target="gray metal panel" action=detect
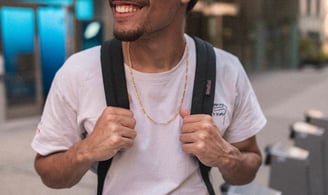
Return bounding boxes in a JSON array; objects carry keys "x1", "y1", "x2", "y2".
[
  {"x1": 306, "y1": 114, "x2": 328, "y2": 195},
  {"x1": 267, "y1": 143, "x2": 310, "y2": 195},
  {"x1": 224, "y1": 183, "x2": 281, "y2": 195},
  {"x1": 291, "y1": 122, "x2": 325, "y2": 195}
]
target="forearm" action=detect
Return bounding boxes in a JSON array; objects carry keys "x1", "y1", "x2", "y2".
[
  {"x1": 34, "y1": 140, "x2": 94, "y2": 189},
  {"x1": 218, "y1": 149, "x2": 262, "y2": 185}
]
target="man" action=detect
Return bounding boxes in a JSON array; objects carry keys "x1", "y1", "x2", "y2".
[{"x1": 32, "y1": 0, "x2": 266, "y2": 194}]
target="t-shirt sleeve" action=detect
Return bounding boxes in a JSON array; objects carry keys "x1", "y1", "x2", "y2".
[
  {"x1": 223, "y1": 61, "x2": 266, "y2": 144},
  {"x1": 31, "y1": 68, "x2": 82, "y2": 156}
]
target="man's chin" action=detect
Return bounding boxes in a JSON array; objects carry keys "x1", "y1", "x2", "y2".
[{"x1": 113, "y1": 30, "x2": 143, "y2": 42}]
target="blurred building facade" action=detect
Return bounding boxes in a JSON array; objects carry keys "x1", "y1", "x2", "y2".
[
  {"x1": 0, "y1": 0, "x2": 109, "y2": 121},
  {"x1": 187, "y1": 0, "x2": 327, "y2": 71},
  {"x1": 0, "y1": 0, "x2": 327, "y2": 120}
]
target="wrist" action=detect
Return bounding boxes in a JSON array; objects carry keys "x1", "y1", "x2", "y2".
[
  {"x1": 74, "y1": 140, "x2": 95, "y2": 165},
  {"x1": 216, "y1": 147, "x2": 242, "y2": 170}
]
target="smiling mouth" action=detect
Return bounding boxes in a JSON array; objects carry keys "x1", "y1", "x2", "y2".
[{"x1": 111, "y1": 1, "x2": 144, "y2": 14}]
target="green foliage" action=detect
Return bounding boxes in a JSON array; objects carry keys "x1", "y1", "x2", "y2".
[{"x1": 299, "y1": 37, "x2": 328, "y2": 62}]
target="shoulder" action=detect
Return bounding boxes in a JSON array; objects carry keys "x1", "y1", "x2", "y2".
[
  {"x1": 50, "y1": 46, "x2": 102, "y2": 101},
  {"x1": 54, "y1": 46, "x2": 101, "y2": 84},
  {"x1": 214, "y1": 48, "x2": 242, "y2": 73},
  {"x1": 61, "y1": 46, "x2": 101, "y2": 76},
  {"x1": 211, "y1": 47, "x2": 247, "y2": 87}
]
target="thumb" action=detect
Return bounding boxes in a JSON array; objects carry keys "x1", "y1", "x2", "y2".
[
  {"x1": 128, "y1": 94, "x2": 132, "y2": 103},
  {"x1": 180, "y1": 109, "x2": 191, "y2": 118}
]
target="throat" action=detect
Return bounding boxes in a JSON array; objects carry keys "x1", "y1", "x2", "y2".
[{"x1": 125, "y1": 43, "x2": 187, "y2": 73}]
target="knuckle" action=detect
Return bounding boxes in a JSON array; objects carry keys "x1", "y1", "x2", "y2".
[
  {"x1": 196, "y1": 142, "x2": 206, "y2": 152},
  {"x1": 110, "y1": 135, "x2": 122, "y2": 146},
  {"x1": 198, "y1": 132, "x2": 209, "y2": 141},
  {"x1": 108, "y1": 122, "x2": 120, "y2": 132},
  {"x1": 106, "y1": 113, "x2": 118, "y2": 122},
  {"x1": 203, "y1": 115, "x2": 213, "y2": 121},
  {"x1": 200, "y1": 122, "x2": 212, "y2": 131},
  {"x1": 103, "y1": 106, "x2": 115, "y2": 115}
]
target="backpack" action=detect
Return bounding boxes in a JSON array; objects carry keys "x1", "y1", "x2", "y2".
[{"x1": 98, "y1": 37, "x2": 216, "y2": 195}]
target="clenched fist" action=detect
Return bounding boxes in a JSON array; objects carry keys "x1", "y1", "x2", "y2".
[
  {"x1": 83, "y1": 106, "x2": 137, "y2": 162},
  {"x1": 180, "y1": 110, "x2": 241, "y2": 168}
]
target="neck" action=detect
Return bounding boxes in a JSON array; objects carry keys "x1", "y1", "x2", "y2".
[{"x1": 123, "y1": 34, "x2": 186, "y2": 73}]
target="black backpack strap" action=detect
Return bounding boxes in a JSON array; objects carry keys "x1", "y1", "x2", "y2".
[
  {"x1": 97, "y1": 38, "x2": 129, "y2": 195},
  {"x1": 191, "y1": 37, "x2": 217, "y2": 195}
]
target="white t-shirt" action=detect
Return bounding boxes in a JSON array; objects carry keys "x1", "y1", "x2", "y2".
[{"x1": 32, "y1": 35, "x2": 266, "y2": 195}]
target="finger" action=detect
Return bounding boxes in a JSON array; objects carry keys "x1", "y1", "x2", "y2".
[
  {"x1": 181, "y1": 142, "x2": 198, "y2": 155},
  {"x1": 181, "y1": 120, "x2": 206, "y2": 133},
  {"x1": 118, "y1": 115, "x2": 136, "y2": 129},
  {"x1": 180, "y1": 132, "x2": 198, "y2": 144},
  {"x1": 120, "y1": 127, "x2": 137, "y2": 139},
  {"x1": 181, "y1": 129, "x2": 212, "y2": 143},
  {"x1": 183, "y1": 114, "x2": 212, "y2": 124},
  {"x1": 180, "y1": 109, "x2": 190, "y2": 118},
  {"x1": 104, "y1": 106, "x2": 134, "y2": 117},
  {"x1": 128, "y1": 94, "x2": 132, "y2": 103},
  {"x1": 120, "y1": 137, "x2": 135, "y2": 149},
  {"x1": 100, "y1": 108, "x2": 136, "y2": 129}
]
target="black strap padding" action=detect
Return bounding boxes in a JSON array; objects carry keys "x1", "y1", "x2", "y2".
[
  {"x1": 97, "y1": 38, "x2": 128, "y2": 195},
  {"x1": 191, "y1": 37, "x2": 217, "y2": 195},
  {"x1": 101, "y1": 38, "x2": 129, "y2": 109}
]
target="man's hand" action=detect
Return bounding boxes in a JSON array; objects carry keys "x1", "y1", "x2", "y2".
[
  {"x1": 179, "y1": 110, "x2": 262, "y2": 185},
  {"x1": 34, "y1": 106, "x2": 137, "y2": 189},
  {"x1": 81, "y1": 106, "x2": 137, "y2": 162},
  {"x1": 180, "y1": 110, "x2": 240, "y2": 168}
]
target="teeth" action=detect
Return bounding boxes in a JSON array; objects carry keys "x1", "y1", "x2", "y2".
[{"x1": 115, "y1": 5, "x2": 138, "y2": 13}]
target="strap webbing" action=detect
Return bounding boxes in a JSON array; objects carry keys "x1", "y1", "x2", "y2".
[
  {"x1": 192, "y1": 37, "x2": 217, "y2": 195},
  {"x1": 97, "y1": 39, "x2": 129, "y2": 195},
  {"x1": 98, "y1": 37, "x2": 216, "y2": 195}
]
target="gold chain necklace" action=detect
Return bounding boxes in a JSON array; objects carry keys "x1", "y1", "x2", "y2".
[{"x1": 126, "y1": 42, "x2": 189, "y2": 125}]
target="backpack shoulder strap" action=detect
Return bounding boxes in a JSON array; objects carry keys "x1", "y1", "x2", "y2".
[
  {"x1": 97, "y1": 38, "x2": 128, "y2": 195},
  {"x1": 192, "y1": 37, "x2": 217, "y2": 195},
  {"x1": 100, "y1": 38, "x2": 129, "y2": 109},
  {"x1": 191, "y1": 37, "x2": 216, "y2": 115}
]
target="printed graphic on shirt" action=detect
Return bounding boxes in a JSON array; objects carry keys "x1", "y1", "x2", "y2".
[{"x1": 212, "y1": 103, "x2": 228, "y2": 125}]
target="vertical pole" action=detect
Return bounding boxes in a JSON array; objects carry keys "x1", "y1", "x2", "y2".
[
  {"x1": 0, "y1": 55, "x2": 5, "y2": 123},
  {"x1": 71, "y1": 0, "x2": 79, "y2": 55},
  {"x1": 290, "y1": 20, "x2": 299, "y2": 69},
  {"x1": 33, "y1": 6, "x2": 43, "y2": 111},
  {"x1": 254, "y1": 21, "x2": 265, "y2": 71},
  {"x1": 0, "y1": 7, "x2": 6, "y2": 122},
  {"x1": 64, "y1": 0, "x2": 78, "y2": 58}
]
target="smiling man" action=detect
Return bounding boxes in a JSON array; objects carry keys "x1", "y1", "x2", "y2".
[{"x1": 32, "y1": 0, "x2": 266, "y2": 194}]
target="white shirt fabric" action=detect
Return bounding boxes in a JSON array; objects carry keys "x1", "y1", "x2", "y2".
[{"x1": 32, "y1": 35, "x2": 266, "y2": 195}]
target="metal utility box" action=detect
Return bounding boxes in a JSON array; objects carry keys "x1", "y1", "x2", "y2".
[
  {"x1": 290, "y1": 121, "x2": 325, "y2": 195},
  {"x1": 221, "y1": 182, "x2": 281, "y2": 195},
  {"x1": 265, "y1": 142, "x2": 310, "y2": 195},
  {"x1": 305, "y1": 109, "x2": 328, "y2": 130},
  {"x1": 304, "y1": 109, "x2": 328, "y2": 195}
]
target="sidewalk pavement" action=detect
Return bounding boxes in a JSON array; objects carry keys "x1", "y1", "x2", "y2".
[{"x1": 1, "y1": 67, "x2": 328, "y2": 195}]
